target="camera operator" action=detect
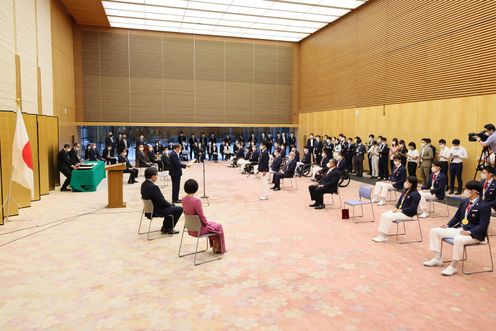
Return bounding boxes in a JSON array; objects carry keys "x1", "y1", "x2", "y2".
[{"x1": 475, "y1": 124, "x2": 496, "y2": 151}]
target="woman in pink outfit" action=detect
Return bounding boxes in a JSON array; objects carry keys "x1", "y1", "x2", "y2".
[{"x1": 181, "y1": 179, "x2": 226, "y2": 254}]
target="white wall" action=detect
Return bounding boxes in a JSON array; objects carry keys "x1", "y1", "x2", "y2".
[{"x1": 0, "y1": 0, "x2": 53, "y2": 115}]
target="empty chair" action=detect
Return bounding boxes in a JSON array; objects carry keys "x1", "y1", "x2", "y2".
[{"x1": 344, "y1": 185, "x2": 375, "y2": 223}]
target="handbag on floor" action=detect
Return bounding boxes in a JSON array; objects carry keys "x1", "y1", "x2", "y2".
[{"x1": 342, "y1": 208, "x2": 350, "y2": 219}]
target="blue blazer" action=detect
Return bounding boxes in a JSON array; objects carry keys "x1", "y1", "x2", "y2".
[
  {"x1": 258, "y1": 149, "x2": 270, "y2": 172},
  {"x1": 283, "y1": 159, "x2": 297, "y2": 177},
  {"x1": 422, "y1": 172, "x2": 447, "y2": 200},
  {"x1": 389, "y1": 165, "x2": 406, "y2": 189},
  {"x1": 169, "y1": 151, "x2": 186, "y2": 177},
  {"x1": 448, "y1": 198, "x2": 490, "y2": 242},
  {"x1": 395, "y1": 190, "x2": 421, "y2": 217},
  {"x1": 481, "y1": 179, "x2": 496, "y2": 211}
]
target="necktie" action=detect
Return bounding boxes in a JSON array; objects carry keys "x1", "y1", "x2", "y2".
[
  {"x1": 465, "y1": 201, "x2": 473, "y2": 218},
  {"x1": 484, "y1": 181, "x2": 489, "y2": 191}
]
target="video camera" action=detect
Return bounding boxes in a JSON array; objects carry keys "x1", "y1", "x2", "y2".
[{"x1": 468, "y1": 131, "x2": 488, "y2": 142}]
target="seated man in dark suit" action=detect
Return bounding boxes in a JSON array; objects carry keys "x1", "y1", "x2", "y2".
[
  {"x1": 308, "y1": 158, "x2": 341, "y2": 209},
  {"x1": 424, "y1": 181, "x2": 491, "y2": 276},
  {"x1": 136, "y1": 145, "x2": 152, "y2": 168},
  {"x1": 272, "y1": 152, "x2": 297, "y2": 191},
  {"x1": 146, "y1": 145, "x2": 163, "y2": 171},
  {"x1": 270, "y1": 148, "x2": 283, "y2": 174},
  {"x1": 160, "y1": 147, "x2": 170, "y2": 171},
  {"x1": 118, "y1": 149, "x2": 138, "y2": 184},
  {"x1": 336, "y1": 151, "x2": 347, "y2": 172},
  {"x1": 480, "y1": 166, "x2": 496, "y2": 212},
  {"x1": 418, "y1": 160, "x2": 447, "y2": 218},
  {"x1": 102, "y1": 144, "x2": 117, "y2": 165},
  {"x1": 88, "y1": 143, "x2": 102, "y2": 161},
  {"x1": 141, "y1": 167, "x2": 182, "y2": 234}
]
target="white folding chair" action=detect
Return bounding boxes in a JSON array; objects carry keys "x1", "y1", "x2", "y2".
[
  {"x1": 158, "y1": 171, "x2": 170, "y2": 188},
  {"x1": 281, "y1": 176, "x2": 298, "y2": 190},
  {"x1": 178, "y1": 215, "x2": 223, "y2": 266},
  {"x1": 324, "y1": 189, "x2": 342, "y2": 209},
  {"x1": 344, "y1": 185, "x2": 375, "y2": 223},
  {"x1": 138, "y1": 199, "x2": 174, "y2": 241},
  {"x1": 440, "y1": 236, "x2": 494, "y2": 275}
]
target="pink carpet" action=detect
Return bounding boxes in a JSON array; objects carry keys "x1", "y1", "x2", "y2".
[{"x1": 0, "y1": 162, "x2": 494, "y2": 330}]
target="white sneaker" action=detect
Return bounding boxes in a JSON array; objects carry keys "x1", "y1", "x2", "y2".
[
  {"x1": 441, "y1": 265, "x2": 457, "y2": 276},
  {"x1": 259, "y1": 196, "x2": 269, "y2": 200},
  {"x1": 377, "y1": 200, "x2": 386, "y2": 206},
  {"x1": 423, "y1": 258, "x2": 443, "y2": 267},
  {"x1": 372, "y1": 234, "x2": 387, "y2": 243},
  {"x1": 419, "y1": 212, "x2": 429, "y2": 218}
]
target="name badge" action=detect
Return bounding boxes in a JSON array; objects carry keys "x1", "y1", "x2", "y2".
[{"x1": 461, "y1": 218, "x2": 469, "y2": 225}]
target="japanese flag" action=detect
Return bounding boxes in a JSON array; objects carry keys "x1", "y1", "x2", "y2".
[{"x1": 11, "y1": 106, "x2": 34, "y2": 198}]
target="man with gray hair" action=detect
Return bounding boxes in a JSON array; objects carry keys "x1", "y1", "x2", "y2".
[{"x1": 308, "y1": 158, "x2": 341, "y2": 209}]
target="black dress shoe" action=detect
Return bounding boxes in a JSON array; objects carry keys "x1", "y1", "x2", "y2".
[
  {"x1": 309, "y1": 203, "x2": 319, "y2": 207},
  {"x1": 314, "y1": 204, "x2": 325, "y2": 209},
  {"x1": 273, "y1": 187, "x2": 281, "y2": 191},
  {"x1": 173, "y1": 200, "x2": 182, "y2": 203},
  {"x1": 448, "y1": 191, "x2": 454, "y2": 194},
  {"x1": 167, "y1": 229, "x2": 179, "y2": 235},
  {"x1": 61, "y1": 188, "x2": 71, "y2": 192}
]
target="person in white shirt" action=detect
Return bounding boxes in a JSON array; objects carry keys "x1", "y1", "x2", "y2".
[
  {"x1": 448, "y1": 139, "x2": 468, "y2": 195},
  {"x1": 406, "y1": 142, "x2": 419, "y2": 177},
  {"x1": 437, "y1": 139, "x2": 450, "y2": 184}
]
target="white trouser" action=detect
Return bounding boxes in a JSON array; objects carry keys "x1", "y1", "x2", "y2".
[
  {"x1": 261, "y1": 173, "x2": 269, "y2": 197},
  {"x1": 311, "y1": 166, "x2": 322, "y2": 179},
  {"x1": 371, "y1": 156, "x2": 379, "y2": 177},
  {"x1": 373, "y1": 182, "x2": 394, "y2": 200},
  {"x1": 378, "y1": 210, "x2": 413, "y2": 234},
  {"x1": 237, "y1": 159, "x2": 249, "y2": 171},
  {"x1": 429, "y1": 227, "x2": 480, "y2": 261},
  {"x1": 419, "y1": 191, "x2": 436, "y2": 213}
]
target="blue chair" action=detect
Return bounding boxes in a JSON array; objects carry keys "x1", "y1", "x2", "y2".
[
  {"x1": 391, "y1": 215, "x2": 422, "y2": 244},
  {"x1": 425, "y1": 195, "x2": 450, "y2": 217},
  {"x1": 440, "y1": 236, "x2": 494, "y2": 275},
  {"x1": 343, "y1": 185, "x2": 375, "y2": 223}
]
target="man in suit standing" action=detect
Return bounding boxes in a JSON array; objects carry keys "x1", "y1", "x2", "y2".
[
  {"x1": 188, "y1": 133, "x2": 197, "y2": 160},
  {"x1": 353, "y1": 137, "x2": 367, "y2": 177},
  {"x1": 308, "y1": 159, "x2": 341, "y2": 209},
  {"x1": 68, "y1": 143, "x2": 81, "y2": 166},
  {"x1": 378, "y1": 137, "x2": 389, "y2": 180},
  {"x1": 271, "y1": 152, "x2": 297, "y2": 191},
  {"x1": 103, "y1": 144, "x2": 117, "y2": 165},
  {"x1": 104, "y1": 131, "x2": 114, "y2": 148},
  {"x1": 118, "y1": 149, "x2": 138, "y2": 184},
  {"x1": 258, "y1": 142, "x2": 270, "y2": 200},
  {"x1": 419, "y1": 138, "x2": 434, "y2": 186},
  {"x1": 423, "y1": 181, "x2": 491, "y2": 276},
  {"x1": 169, "y1": 144, "x2": 192, "y2": 203},
  {"x1": 58, "y1": 144, "x2": 77, "y2": 191},
  {"x1": 141, "y1": 167, "x2": 182, "y2": 234},
  {"x1": 289, "y1": 132, "x2": 296, "y2": 149}
]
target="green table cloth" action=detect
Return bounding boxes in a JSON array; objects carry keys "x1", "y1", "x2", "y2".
[{"x1": 70, "y1": 161, "x2": 106, "y2": 192}]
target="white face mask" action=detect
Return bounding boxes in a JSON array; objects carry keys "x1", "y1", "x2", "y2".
[
  {"x1": 394, "y1": 162, "x2": 400, "y2": 167},
  {"x1": 403, "y1": 182, "x2": 411, "y2": 189},
  {"x1": 481, "y1": 173, "x2": 488, "y2": 180},
  {"x1": 421, "y1": 143, "x2": 426, "y2": 147},
  {"x1": 431, "y1": 167, "x2": 439, "y2": 173},
  {"x1": 463, "y1": 189, "x2": 471, "y2": 198},
  {"x1": 439, "y1": 144, "x2": 445, "y2": 148}
]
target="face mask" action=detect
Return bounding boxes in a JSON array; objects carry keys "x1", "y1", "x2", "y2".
[
  {"x1": 463, "y1": 189, "x2": 471, "y2": 198},
  {"x1": 394, "y1": 162, "x2": 400, "y2": 167},
  {"x1": 354, "y1": 140, "x2": 358, "y2": 144},
  {"x1": 439, "y1": 144, "x2": 445, "y2": 148},
  {"x1": 403, "y1": 182, "x2": 411, "y2": 189},
  {"x1": 481, "y1": 173, "x2": 488, "y2": 180},
  {"x1": 431, "y1": 167, "x2": 438, "y2": 173},
  {"x1": 421, "y1": 143, "x2": 426, "y2": 147}
]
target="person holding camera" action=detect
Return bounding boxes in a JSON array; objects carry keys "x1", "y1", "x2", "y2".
[{"x1": 474, "y1": 124, "x2": 496, "y2": 151}]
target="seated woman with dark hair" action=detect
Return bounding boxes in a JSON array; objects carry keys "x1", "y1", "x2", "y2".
[
  {"x1": 372, "y1": 176, "x2": 421, "y2": 243},
  {"x1": 181, "y1": 179, "x2": 226, "y2": 254}
]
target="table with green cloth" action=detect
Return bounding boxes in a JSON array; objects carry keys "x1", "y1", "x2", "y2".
[{"x1": 70, "y1": 161, "x2": 106, "y2": 192}]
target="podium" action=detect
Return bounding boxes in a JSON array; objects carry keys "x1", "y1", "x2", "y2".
[{"x1": 105, "y1": 163, "x2": 126, "y2": 208}]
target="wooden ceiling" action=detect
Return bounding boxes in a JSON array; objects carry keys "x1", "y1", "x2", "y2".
[{"x1": 60, "y1": 0, "x2": 109, "y2": 27}]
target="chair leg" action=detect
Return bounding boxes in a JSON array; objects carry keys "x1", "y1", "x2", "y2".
[
  {"x1": 178, "y1": 227, "x2": 186, "y2": 257},
  {"x1": 461, "y1": 239, "x2": 494, "y2": 275},
  {"x1": 138, "y1": 211, "x2": 144, "y2": 234}
]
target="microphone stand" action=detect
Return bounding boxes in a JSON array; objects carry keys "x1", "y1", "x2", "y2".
[{"x1": 199, "y1": 152, "x2": 210, "y2": 206}]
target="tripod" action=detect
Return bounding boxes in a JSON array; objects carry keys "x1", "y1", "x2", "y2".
[{"x1": 473, "y1": 146, "x2": 490, "y2": 180}]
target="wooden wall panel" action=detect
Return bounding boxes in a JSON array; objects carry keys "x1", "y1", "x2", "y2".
[
  {"x1": 300, "y1": 1, "x2": 496, "y2": 113},
  {"x1": 75, "y1": 26, "x2": 296, "y2": 125},
  {"x1": 299, "y1": 94, "x2": 496, "y2": 189},
  {"x1": 37, "y1": 115, "x2": 59, "y2": 192}
]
